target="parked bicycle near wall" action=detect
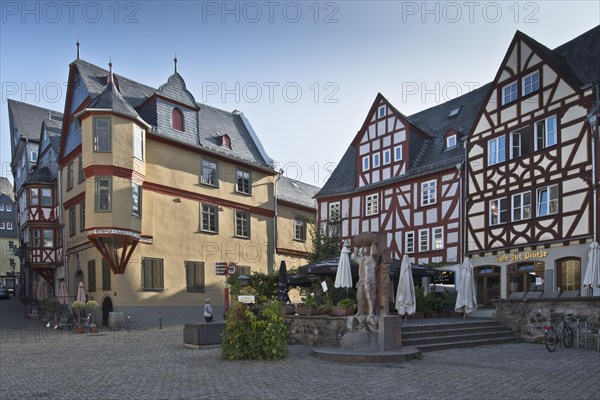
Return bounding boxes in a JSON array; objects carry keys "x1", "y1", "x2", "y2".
[{"x1": 544, "y1": 314, "x2": 574, "y2": 352}]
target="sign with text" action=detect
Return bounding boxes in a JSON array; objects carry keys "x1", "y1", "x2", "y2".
[
  {"x1": 496, "y1": 251, "x2": 548, "y2": 263},
  {"x1": 238, "y1": 295, "x2": 255, "y2": 304}
]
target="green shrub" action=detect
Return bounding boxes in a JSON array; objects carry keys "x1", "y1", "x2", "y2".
[{"x1": 221, "y1": 301, "x2": 287, "y2": 360}]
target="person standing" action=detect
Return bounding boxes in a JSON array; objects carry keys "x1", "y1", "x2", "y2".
[{"x1": 203, "y1": 298, "x2": 213, "y2": 323}]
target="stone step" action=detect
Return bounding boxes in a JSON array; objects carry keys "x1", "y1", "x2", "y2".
[
  {"x1": 403, "y1": 325, "x2": 513, "y2": 340},
  {"x1": 402, "y1": 320, "x2": 500, "y2": 333},
  {"x1": 402, "y1": 329, "x2": 515, "y2": 347},
  {"x1": 412, "y1": 336, "x2": 517, "y2": 352}
]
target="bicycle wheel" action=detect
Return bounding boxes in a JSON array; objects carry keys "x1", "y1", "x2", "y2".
[
  {"x1": 545, "y1": 327, "x2": 558, "y2": 352},
  {"x1": 562, "y1": 324, "x2": 574, "y2": 348}
]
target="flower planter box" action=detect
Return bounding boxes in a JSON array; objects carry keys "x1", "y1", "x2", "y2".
[
  {"x1": 329, "y1": 306, "x2": 353, "y2": 316},
  {"x1": 295, "y1": 305, "x2": 318, "y2": 316}
]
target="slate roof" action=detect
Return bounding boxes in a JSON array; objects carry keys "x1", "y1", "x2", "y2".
[
  {"x1": 278, "y1": 177, "x2": 320, "y2": 210},
  {"x1": 86, "y1": 80, "x2": 142, "y2": 121},
  {"x1": 315, "y1": 26, "x2": 599, "y2": 198},
  {"x1": 72, "y1": 59, "x2": 272, "y2": 168},
  {"x1": 43, "y1": 119, "x2": 63, "y2": 154},
  {"x1": 7, "y1": 99, "x2": 63, "y2": 142},
  {"x1": 0, "y1": 177, "x2": 14, "y2": 200}
]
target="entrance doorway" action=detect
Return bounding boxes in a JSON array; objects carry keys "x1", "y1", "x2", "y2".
[
  {"x1": 101, "y1": 297, "x2": 113, "y2": 326},
  {"x1": 475, "y1": 266, "x2": 500, "y2": 308}
]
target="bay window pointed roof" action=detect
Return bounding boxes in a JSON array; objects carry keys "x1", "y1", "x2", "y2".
[
  {"x1": 86, "y1": 80, "x2": 142, "y2": 120},
  {"x1": 157, "y1": 72, "x2": 198, "y2": 109}
]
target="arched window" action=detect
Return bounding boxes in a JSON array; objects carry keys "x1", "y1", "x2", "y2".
[
  {"x1": 172, "y1": 108, "x2": 184, "y2": 131},
  {"x1": 556, "y1": 258, "x2": 581, "y2": 291}
]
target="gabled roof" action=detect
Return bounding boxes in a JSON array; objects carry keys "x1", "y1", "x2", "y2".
[
  {"x1": 42, "y1": 119, "x2": 63, "y2": 154},
  {"x1": 69, "y1": 59, "x2": 273, "y2": 169},
  {"x1": 315, "y1": 84, "x2": 490, "y2": 198},
  {"x1": 315, "y1": 26, "x2": 599, "y2": 199},
  {"x1": 7, "y1": 99, "x2": 63, "y2": 143},
  {"x1": 0, "y1": 177, "x2": 14, "y2": 200},
  {"x1": 278, "y1": 177, "x2": 320, "y2": 210}
]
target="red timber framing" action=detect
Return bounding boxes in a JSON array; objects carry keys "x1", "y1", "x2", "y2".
[
  {"x1": 466, "y1": 31, "x2": 597, "y2": 255},
  {"x1": 86, "y1": 228, "x2": 140, "y2": 275}
]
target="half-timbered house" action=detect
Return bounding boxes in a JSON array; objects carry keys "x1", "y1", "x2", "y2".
[
  {"x1": 466, "y1": 26, "x2": 600, "y2": 305},
  {"x1": 315, "y1": 88, "x2": 489, "y2": 266}
]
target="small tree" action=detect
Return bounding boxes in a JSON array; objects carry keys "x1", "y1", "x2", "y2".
[{"x1": 307, "y1": 218, "x2": 341, "y2": 262}]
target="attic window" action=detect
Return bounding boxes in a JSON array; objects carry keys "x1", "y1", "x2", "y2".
[
  {"x1": 221, "y1": 134, "x2": 231, "y2": 149},
  {"x1": 448, "y1": 107, "x2": 460, "y2": 117},
  {"x1": 378, "y1": 105, "x2": 386, "y2": 118},
  {"x1": 446, "y1": 135, "x2": 457, "y2": 148},
  {"x1": 172, "y1": 108, "x2": 184, "y2": 131}
]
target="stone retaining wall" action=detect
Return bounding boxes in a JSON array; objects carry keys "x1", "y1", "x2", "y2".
[
  {"x1": 495, "y1": 297, "x2": 600, "y2": 349},
  {"x1": 285, "y1": 315, "x2": 348, "y2": 347}
]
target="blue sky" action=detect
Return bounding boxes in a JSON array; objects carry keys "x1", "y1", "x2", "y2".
[{"x1": 1, "y1": 1, "x2": 599, "y2": 187}]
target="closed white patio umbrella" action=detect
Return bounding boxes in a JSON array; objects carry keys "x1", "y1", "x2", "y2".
[
  {"x1": 583, "y1": 241, "x2": 600, "y2": 296},
  {"x1": 455, "y1": 257, "x2": 477, "y2": 317},
  {"x1": 395, "y1": 254, "x2": 416, "y2": 317},
  {"x1": 334, "y1": 246, "x2": 353, "y2": 290}
]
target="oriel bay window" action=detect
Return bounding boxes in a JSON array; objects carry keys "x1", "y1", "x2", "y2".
[
  {"x1": 142, "y1": 258, "x2": 164, "y2": 291},
  {"x1": 32, "y1": 228, "x2": 54, "y2": 248}
]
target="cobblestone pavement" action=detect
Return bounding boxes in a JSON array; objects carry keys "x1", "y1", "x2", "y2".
[{"x1": 1, "y1": 297, "x2": 599, "y2": 400}]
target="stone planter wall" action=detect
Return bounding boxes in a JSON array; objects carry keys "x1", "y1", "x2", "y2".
[
  {"x1": 285, "y1": 315, "x2": 348, "y2": 347},
  {"x1": 495, "y1": 296, "x2": 600, "y2": 349}
]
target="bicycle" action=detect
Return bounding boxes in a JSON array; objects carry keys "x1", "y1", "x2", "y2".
[{"x1": 544, "y1": 314, "x2": 574, "y2": 352}]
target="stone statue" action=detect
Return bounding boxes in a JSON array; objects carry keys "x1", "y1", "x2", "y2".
[{"x1": 350, "y1": 232, "x2": 391, "y2": 332}]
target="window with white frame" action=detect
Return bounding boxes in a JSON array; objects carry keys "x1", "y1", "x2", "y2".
[
  {"x1": 394, "y1": 145, "x2": 402, "y2": 161},
  {"x1": 329, "y1": 202, "x2": 340, "y2": 221},
  {"x1": 294, "y1": 217, "x2": 306, "y2": 241},
  {"x1": 490, "y1": 198, "x2": 508, "y2": 225},
  {"x1": 488, "y1": 136, "x2": 506, "y2": 165},
  {"x1": 383, "y1": 149, "x2": 391, "y2": 165},
  {"x1": 522, "y1": 71, "x2": 539, "y2": 96},
  {"x1": 132, "y1": 183, "x2": 142, "y2": 218},
  {"x1": 535, "y1": 115, "x2": 557, "y2": 150},
  {"x1": 6, "y1": 222, "x2": 12, "y2": 230},
  {"x1": 134, "y1": 126, "x2": 144, "y2": 161},
  {"x1": 201, "y1": 159, "x2": 219, "y2": 187},
  {"x1": 432, "y1": 227, "x2": 444, "y2": 250},
  {"x1": 8, "y1": 241, "x2": 14, "y2": 249},
  {"x1": 42, "y1": 229, "x2": 54, "y2": 248},
  {"x1": 446, "y1": 135, "x2": 457, "y2": 148},
  {"x1": 537, "y1": 185, "x2": 558, "y2": 216},
  {"x1": 405, "y1": 231, "x2": 414, "y2": 253},
  {"x1": 5, "y1": 204, "x2": 10, "y2": 212},
  {"x1": 93, "y1": 118, "x2": 111, "y2": 152},
  {"x1": 421, "y1": 180, "x2": 437, "y2": 206},
  {"x1": 236, "y1": 169, "x2": 251, "y2": 195},
  {"x1": 502, "y1": 81, "x2": 518, "y2": 105},
  {"x1": 512, "y1": 192, "x2": 531, "y2": 221},
  {"x1": 95, "y1": 177, "x2": 111, "y2": 212},
  {"x1": 372, "y1": 153, "x2": 380, "y2": 168},
  {"x1": 201, "y1": 204, "x2": 218, "y2": 233},
  {"x1": 365, "y1": 194, "x2": 378, "y2": 216},
  {"x1": 78, "y1": 154, "x2": 85, "y2": 182},
  {"x1": 419, "y1": 229, "x2": 429, "y2": 252},
  {"x1": 235, "y1": 211, "x2": 250, "y2": 238},
  {"x1": 29, "y1": 188, "x2": 39, "y2": 206},
  {"x1": 41, "y1": 188, "x2": 52, "y2": 207},
  {"x1": 0, "y1": 222, "x2": 4, "y2": 229},
  {"x1": 362, "y1": 156, "x2": 370, "y2": 171},
  {"x1": 378, "y1": 105, "x2": 386, "y2": 118},
  {"x1": 511, "y1": 125, "x2": 534, "y2": 158},
  {"x1": 30, "y1": 151, "x2": 38, "y2": 163},
  {"x1": 0, "y1": 204, "x2": 4, "y2": 211}
]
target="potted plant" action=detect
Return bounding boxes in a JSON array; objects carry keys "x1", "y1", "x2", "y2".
[
  {"x1": 330, "y1": 298, "x2": 356, "y2": 316},
  {"x1": 296, "y1": 293, "x2": 318, "y2": 315},
  {"x1": 85, "y1": 300, "x2": 99, "y2": 332},
  {"x1": 72, "y1": 301, "x2": 85, "y2": 333}
]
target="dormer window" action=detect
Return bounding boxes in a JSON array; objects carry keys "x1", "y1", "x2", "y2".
[
  {"x1": 172, "y1": 108, "x2": 184, "y2": 131},
  {"x1": 221, "y1": 134, "x2": 231, "y2": 149},
  {"x1": 448, "y1": 107, "x2": 460, "y2": 117},
  {"x1": 446, "y1": 135, "x2": 457, "y2": 148}
]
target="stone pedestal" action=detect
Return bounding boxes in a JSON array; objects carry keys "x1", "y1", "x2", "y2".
[{"x1": 341, "y1": 315, "x2": 403, "y2": 351}]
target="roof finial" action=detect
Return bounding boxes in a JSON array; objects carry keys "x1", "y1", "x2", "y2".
[
  {"x1": 76, "y1": 37, "x2": 80, "y2": 59},
  {"x1": 174, "y1": 53, "x2": 178, "y2": 74},
  {"x1": 108, "y1": 57, "x2": 113, "y2": 84}
]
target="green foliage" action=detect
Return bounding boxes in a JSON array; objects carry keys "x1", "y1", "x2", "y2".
[
  {"x1": 228, "y1": 271, "x2": 278, "y2": 304},
  {"x1": 85, "y1": 300, "x2": 99, "y2": 310},
  {"x1": 71, "y1": 300, "x2": 85, "y2": 310},
  {"x1": 415, "y1": 286, "x2": 427, "y2": 312},
  {"x1": 221, "y1": 301, "x2": 288, "y2": 360},
  {"x1": 307, "y1": 218, "x2": 340, "y2": 262},
  {"x1": 317, "y1": 299, "x2": 333, "y2": 314},
  {"x1": 440, "y1": 290, "x2": 457, "y2": 312},
  {"x1": 337, "y1": 298, "x2": 357, "y2": 310}
]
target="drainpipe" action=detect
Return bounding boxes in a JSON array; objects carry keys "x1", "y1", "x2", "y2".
[
  {"x1": 457, "y1": 159, "x2": 464, "y2": 264},
  {"x1": 273, "y1": 169, "x2": 283, "y2": 273},
  {"x1": 588, "y1": 85, "x2": 599, "y2": 243},
  {"x1": 57, "y1": 166, "x2": 67, "y2": 292}
]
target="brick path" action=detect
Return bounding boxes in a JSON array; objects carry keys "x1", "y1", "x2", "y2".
[{"x1": 1, "y1": 297, "x2": 598, "y2": 399}]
